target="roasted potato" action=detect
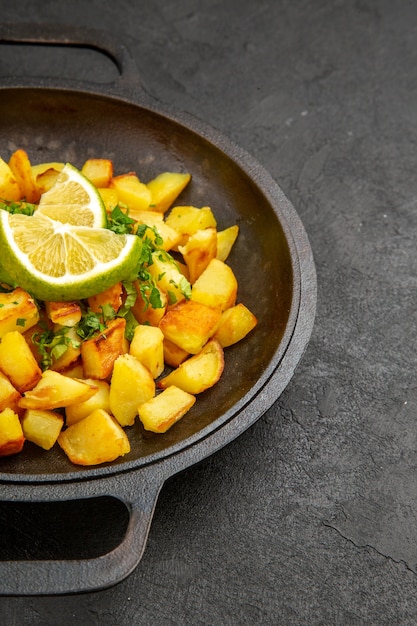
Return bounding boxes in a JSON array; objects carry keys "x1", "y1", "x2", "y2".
[
  {"x1": 0, "y1": 330, "x2": 42, "y2": 393},
  {"x1": 109, "y1": 354, "x2": 155, "y2": 426},
  {"x1": 158, "y1": 339, "x2": 224, "y2": 395},
  {"x1": 159, "y1": 299, "x2": 221, "y2": 354},
  {"x1": 138, "y1": 385, "x2": 196, "y2": 433},
  {"x1": 58, "y1": 408, "x2": 130, "y2": 466},
  {"x1": 0, "y1": 287, "x2": 40, "y2": 339},
  {"x1": 0, "y1": 407, "x2": 25, "y2": 456}
]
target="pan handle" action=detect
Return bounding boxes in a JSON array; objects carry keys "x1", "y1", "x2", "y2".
[
  {"x1": 0, "y1": 474, "x2": 163, "y2": 595},
  {"x1": 0, "y1": 22, "x2": 142, "y2": 91}
]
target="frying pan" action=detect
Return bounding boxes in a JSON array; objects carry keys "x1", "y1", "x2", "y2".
[{"x1": 0, "y1": 24, "x2": 316, "y2": 595}]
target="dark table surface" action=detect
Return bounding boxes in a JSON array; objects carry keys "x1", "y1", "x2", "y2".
[{"x1": 1, "y1": 0, "x2": 417, "y2": 624}]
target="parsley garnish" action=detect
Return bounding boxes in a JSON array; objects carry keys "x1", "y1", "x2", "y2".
[
  {"x1": 0, "y1": 200, "x2": 36, "y2": 215},
  {"x1": 76, "y1": 310, "x2": 106, "y2": 341},
  {"x1": 32, "y1": 326, "x2": 79, "y2": 371},
  {"x1": 106, "y1": 205, "x2": 135, "y2": 234}
]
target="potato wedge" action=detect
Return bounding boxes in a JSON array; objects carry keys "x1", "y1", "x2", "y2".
[
  {"x1": 45, "y1": 300, "x2": 82, "y2": 327},
  {"x1": 0, "y1": 287, "x2": 40, "y2": 339},
  {"x1": 18, "y1": 370, "x2": 98, "y2": 410},
  {"x1": 81, "y1": 317, "x2": 127, "y2": 380},
  {"x1": 0, "y1": 371, "x2": 22, "y2": 414},
  {"x1": 0, "y1": 156, "x2": 21, "y2": 201},
  {"x1": 8, "y1": 149, "x2": 39, "y2": 203},
  {"x1": 132, "y1": 212, "x2": 182, "y2": 251},
  {"x1": 165, "y1": 205, "x2": 217, "y2": 247},
  {"x1": 65, "y1": 379, "x2": 110, "y2": 426},
  {"x1": 0, "y1": 330, "x2": 42, "y2": 393},
  {"x1": 146, "y1": 172, "x2": 191, "y2": 213},
  {"x1": 158, "y1": 339, "x2": 224, "y2": 394},
  {"x1": 87, "y1": 282, "x2": 123, "y2": 316},
  {"x1": 212, "y1": 303, "x2": 258, "y2": 347},
  {"x1": 216, "y1": 225, "x2": 239, "y2": 262},
  {"x1": 31, "y1": 162, "x2": 64, "y2": 179},
  {"x1": 191, "y1": 258, "x2": 238, "y2": 311},
  {"x1": 129, "y1": 325, "x2": 165, "y2": 379},
  {"x1": 178, "y1": 227, "x2": 217, "y2": 283},
  {"x1": 138, "y1": 385, "x2": 196, "y2": 433},
  {"x1": 0, "y1": 407, "x2": 25, "y2": 456},
  {"x1": 21, "y1": 408, "x2": 64, "y2": 450},
  {"x1": 109, "y1": 354, "x2": 155, "y2": 426},
  {"x1": 110, "y1": 172, "x2": 151, "y2": 211},
  {"x1": 98, "y1": 187, "x2": 119, "y2": 212},
  {"x1": 34, "y1": 166, "x2": 61, "y2": 195},
  {"x1": 159, "y1": 299, "x2": 221, "y2": 354},
  {"x1": 163, "y1": 338, "x2": 190, "y2": 368},
  {"x1": 81, "y1": 158, "x2": 113, "y2": 188},
  {"x1": 58, "y1": 408, "x2": 130, "y2": 466}
]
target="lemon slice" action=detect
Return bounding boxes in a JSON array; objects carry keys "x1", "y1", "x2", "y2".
[
  {"x1": 0, "y1": 211, "x2": 141, "y2": 301},
  {"x1": 36, "y1": 162, "x2": 107, "y2": 228}
]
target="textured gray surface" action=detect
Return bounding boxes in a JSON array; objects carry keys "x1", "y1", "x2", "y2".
[{"x1": 1, "y1": 0, "x2": 417, "y2": 623}]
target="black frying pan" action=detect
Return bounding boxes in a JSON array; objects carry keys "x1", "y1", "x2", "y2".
[{"x1": 0, "y1": 24, "x2": 316, "y2": 595}]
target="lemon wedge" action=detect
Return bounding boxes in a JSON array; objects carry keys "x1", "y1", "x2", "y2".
[
  {"x1": 0, "y1": 211, "x2": 141, "y2": 301},
  {"x1": 36, "y1": 162, "x2": 107, "y2": 228}
]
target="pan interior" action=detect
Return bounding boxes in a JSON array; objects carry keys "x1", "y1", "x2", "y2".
[{"x1": 0, "y1": 88, "x2": 295, "y2": 478}]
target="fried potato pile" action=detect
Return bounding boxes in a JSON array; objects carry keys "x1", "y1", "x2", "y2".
[{"x1": 0, "y1": 150, "x2": 257, "y2": 466}]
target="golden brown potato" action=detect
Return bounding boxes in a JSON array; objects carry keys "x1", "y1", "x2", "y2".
[
  {"x1": 158, "y1": 339, "x2": 224, "y2": 394},
  {"x1": 58, "y1": 408, "x2": 130, "y2": 466},
  {"x1": 81, "y1": 317, "x2": 127, "y2": 380},
  {"x1": 138, "y1": 385, "x2": 196, "y2": 433},
  {"x1": 65, "y1": 379, "x2": 110, "y2": 426},
  {"x1": 129, "y1": 325, "x2": 165, "y2": 379},
  {"x1": 110, "y1": 172, "x2": 151, "y2": 211},
  {"x1": 0, "y1": 407, "x2": 25, "y2": 456},
  {"x1": 216, "y1": 225, "x2": 239, "y2": 262},
  {"x1": 8, "y1": 149, "x2": 39, "y2": 203},
  {"x1": 0, "y1": 156, "x2": 22, "y2": 201},
  {"x1": 0, "y1": 330, "x2": 42, "y2": 393},
  {"x1": 191, "y1": 258, "x2": 238, "y2": 311},
  {"x1": 131, "y1": 212, "x2": 181, "y2": 251},
  {"x1": 109, "y1": 353, "x2": 155, "y2": 426},
  {"x1": 159, "y1": 299, "x2": 221, "y2": 354},
  {"x1": 21, "y1": 408, "x2": 64, "y2": 450},
  {"x1": 212, "y1": 303, "x2": 258, "y2": 347},
  {"x1": 45, "y1": 301, "x2": 82, "y2": 327},
  {"x1": 165, "y1": 205, "x2": 217, "y2": 247},
  {"x1": 87, "y1": 282, "x2": 123, "y2": 316},
  {"x1": 178, "y1": 227, "x2": 217, "y2": 283},
  {"x1": 98, "y1": 187, "x2": 119, "y2": 212},
  {"x1": 146, "y1": 172, "x2": 191, "y2": 213},
  {"x1": 81, "y1": 158, "x2": 113, "y2": 188},
  {"x1": 18, "y1": 370, "x2": 98, "y2": 410},
  {"x1": 0, "y1": 287, "x2": 40, "y2": 339},
  {"x1": 35, "y1": 167, "x2": 60, "y2": 194},
  {"x1": 0, "y1": 371, "x2": 22, "y2": 414},
  {"x1": 162, "y1": 338, "x2": 190, "y2": 368}
]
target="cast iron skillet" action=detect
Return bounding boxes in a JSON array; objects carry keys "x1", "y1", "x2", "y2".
[{"x1": 0, "y1": 24, "x2": 316, "y2": 595}]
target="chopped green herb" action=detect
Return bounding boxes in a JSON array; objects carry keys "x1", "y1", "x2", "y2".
[
  {"x1": 16, "y1": 318, "x2": 26, "y2": 327},
  {"x1": 76, "y1": 310, "x2": 106, "y2": 341},
  {"x1": 0, "y1": 200, "x2": 36, "y2": 216},
  {"x1": 32, "y1": 326, "x2": 78, "y2": 371},
  {"x1": 106, "y1": 205, "x2": 136, "y2": 234}
]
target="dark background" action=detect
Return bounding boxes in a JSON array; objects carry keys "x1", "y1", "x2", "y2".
[{"x1": 1, "y1": 1, "x2": 417, "y2": 624}]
